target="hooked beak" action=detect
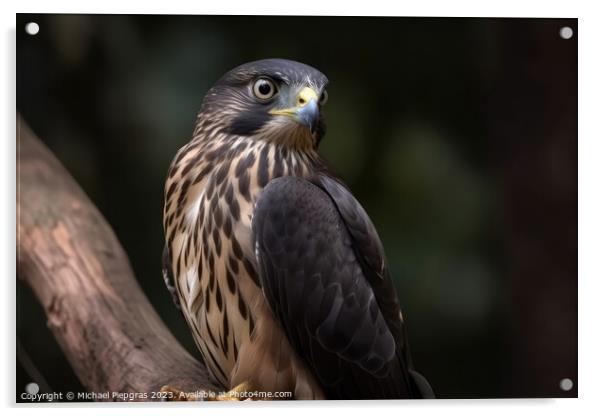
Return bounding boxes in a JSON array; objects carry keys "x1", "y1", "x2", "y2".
[{"x1": 269, "y1": 87, "x2": 320, "y2": 134}]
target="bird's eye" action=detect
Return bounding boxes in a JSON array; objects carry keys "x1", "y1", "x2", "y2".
[
  {"x1": 319, "y1": 90, "x2": 328, "y2": 106},
  {"x1": 252, "y1": 78, "x2": 277, "y2": 100}
]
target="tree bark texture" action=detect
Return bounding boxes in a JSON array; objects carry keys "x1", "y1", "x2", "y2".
[{"x1": 16, "y1": 115, "x2": 219, "y2": 401}]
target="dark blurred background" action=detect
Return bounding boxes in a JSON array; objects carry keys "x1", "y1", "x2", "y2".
[{"x1": 16, "y1": 14, "x2": 577, "y2": 399}]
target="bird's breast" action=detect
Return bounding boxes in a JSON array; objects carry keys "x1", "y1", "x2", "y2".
[{"x1": 166, "y1": 136, "x2": 321, "y2": 389}]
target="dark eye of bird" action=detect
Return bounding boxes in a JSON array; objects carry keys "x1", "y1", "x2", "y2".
[
  {"x1": 319, "y1": 90, "x2": 328, "y2": 105},
  {"x1": 253, "y1": 78, "x2": 277, "y2": 100}
]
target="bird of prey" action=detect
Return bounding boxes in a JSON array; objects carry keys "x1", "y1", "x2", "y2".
[{"x1": 162, "y1": 59, "x2": 434, "y2": 400}]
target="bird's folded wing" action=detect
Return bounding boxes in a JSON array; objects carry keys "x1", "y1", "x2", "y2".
[{"x1": 252, "y1": 175, "x2": 425, "y2": 399}]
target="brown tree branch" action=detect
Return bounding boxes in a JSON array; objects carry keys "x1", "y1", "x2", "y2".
[{"x1": 16, "y1": 115, "x2": 219, "y2": 401}]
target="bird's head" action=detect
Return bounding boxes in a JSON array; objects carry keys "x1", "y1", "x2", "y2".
[{"x1": 200, "y1": 59, "x2": 329, "y2": 150}]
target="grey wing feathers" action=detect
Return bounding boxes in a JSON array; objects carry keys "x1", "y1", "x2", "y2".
[
  {"x1": 309, "y1": 175, "x2": 405, "y2": 343},
  {"x1": 252, "y1": 175, "x2": 432, "y2": 399}
]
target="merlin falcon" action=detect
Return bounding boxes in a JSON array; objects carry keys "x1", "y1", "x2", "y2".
[{"x1": 162, "y1": 59, "x2": 434, "y2": 400}]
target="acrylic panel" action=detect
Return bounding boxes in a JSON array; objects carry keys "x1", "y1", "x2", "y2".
[{"x1": 16, "y1": 14, "x2": 577, "y2": 402}]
